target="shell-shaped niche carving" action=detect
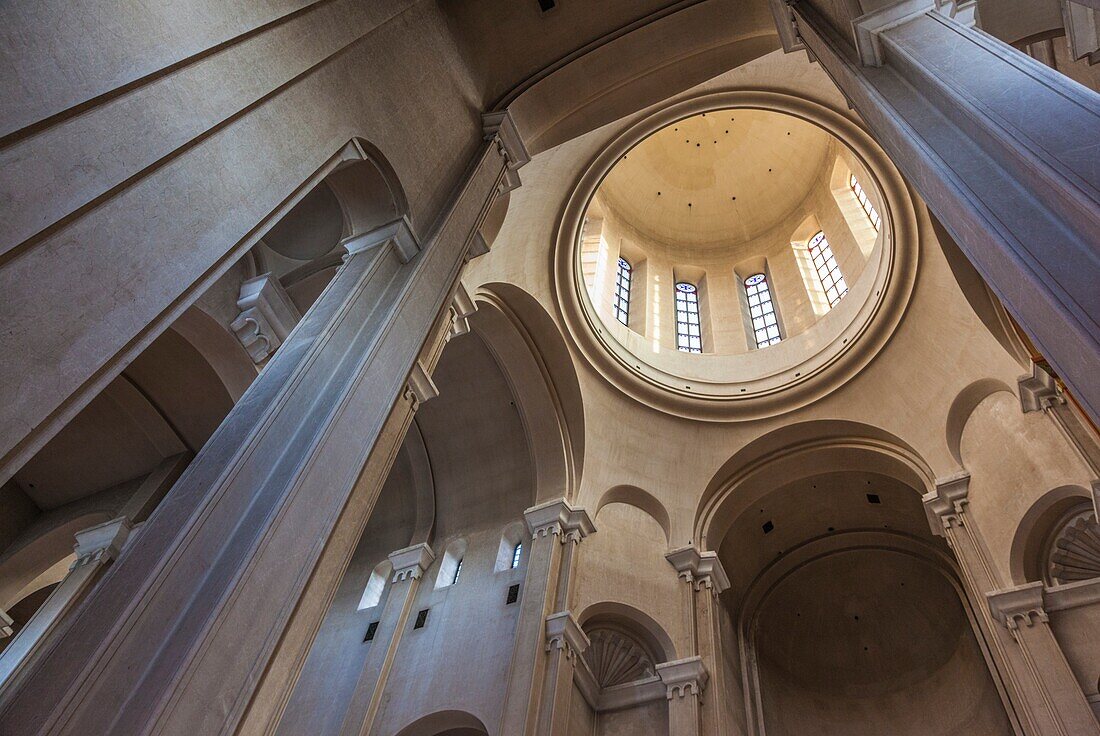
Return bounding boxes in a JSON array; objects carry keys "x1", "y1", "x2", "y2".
[
  {"x1": 583, "y1": 628, "x2": 656, "y2": 688},
  {"x1": 1049, "y1": 511, "x2": 1100, "y2": 584}
]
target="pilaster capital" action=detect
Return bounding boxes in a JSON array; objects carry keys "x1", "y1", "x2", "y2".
[
  {"x1": 403, "y1": 360, "x2": 439, "y2": 411},
  {"x1": 0, "y1": 609, "x2": 12, "y2": 639},
  {"x1": 341, "y1": 215, "x2": 421, "y2": 264},
  {"x1": 987, "y1": 581, "x2": 1048, "y2": 630},
  {"x1": 71, "y1": 517, "x2": 133, "y2": 570},
  {"x1": 230, "y1": 273, "x2": 302, "y2": 364},
  {"x1": 665, "y1": 546, "x2": 730, "y2": 595},
  {"x1": 446, "y1": 282, "x2": 477, "y2": 342},
  {"x1": 922, "y1": 471, "x2": 970, "y2": 536},
  {"x1": 482, "y1": 110, "x2": 530, "y2": 194},
  {"x1": 656, "y1": 656, "x2": 708, "y2": 700},
  {"x1": 388, "y1": 543, "x2": 435, "y2": 582},
  {"x1": 524, "y1": 499, "x2": 596, "y2": 543},
  {"x1": 1018, "y1": 361, "x2": 1064, "y2": 413},
  {"x1": 853, "y1": 0, "x2": 978, "y2": 67},
  {"x1": 545, "y1": 610, "x2": 589, "y2": 662}
]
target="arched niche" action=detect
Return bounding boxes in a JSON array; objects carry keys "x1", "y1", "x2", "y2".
[
  {"x1": 393, "y1": 710, "x2": 489, "y2": 736},
  {"x1": 1010, "y1": 484, "x2": 1096, "y2": 585},
  {"x1": 578, "y1": 601, "x2": 677, "y2": 666},
  {"x1": 945, "y1": 378, "x2": 1015, "y2": 467},
  {"x1": 595, "y1": 485, "x2": 671, "y2": 545},
  {"x1": 471, "y1": 283, "x2": 585, "y2": 503}
]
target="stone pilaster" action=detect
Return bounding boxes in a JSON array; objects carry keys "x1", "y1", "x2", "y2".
[
  {"x1": 538, "y1": 611, "x2": 590, "y2": 736},
  {"x1": 925, "y1": 473, "x2": 1100, "y2": 735},
  {"x1": 657, "y1": 656, "x2": 709, "y2": 736},
  {"x1": 791, "y1": 0, "x2": 1100, "y2": 426},
  {"x1": 666, "y1": 546, "x2": 730, "y2": 736},
  {"x1": 0, "y1": 131, "x2": 515, "y2": 736},
  {"x1": 337, "y1": 543, "x2": 434, "y2": 736},
  {"x1": 498, "y1": 499, "x2": 594, "y2": 736}
]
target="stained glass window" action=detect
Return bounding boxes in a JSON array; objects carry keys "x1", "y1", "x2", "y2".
[
  {"x1": 613, "y1": 257, "x2": 632, "y2": 325},
  {"x1": 850, "y1": 173, "x2": 881, "y2": 231},
  {"x1": 745, "y1": 273, "x2": 781, "y2": 348},
  {"x1": 675, "y1": 282, "x2": 702, "y2": 353},
  {"x1": 808, "y1": 231, "x2": 848, "y2": 307}
]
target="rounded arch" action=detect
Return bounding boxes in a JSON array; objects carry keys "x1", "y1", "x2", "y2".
[
  {"x1": 696, "y1": 420, "x2": 934, "y2": 549},
  {"x1": 1009, "y1": 483, "x2": 1095, "y2": 585},
  {"x1": 169, "y1": 306, "x2": 256, "y2": 403},
  {"x1": 595, "y1": 485, "x2": 671, "y2": 545},
  {"x1": 577, "y1": 600, "x2": 677, "y2": 663},
  {"x1": 0, "y1": 510, "x2": 111, "y2": 610},
  {"x1": 472, "y1": 283, "x2": 585, "y2": 502},
  {"x1": 403, "y1": 420, "x2": 436, "y2": 547},
  {"x1": 327, "y1": 137, "x2": 411, "y2": 239},
  {"x1": 945, "y1": 378, "x2": 1015, "y2": 466},
  {"x1": 393, "y1": 710, "x2": 488, "y2": 736}
]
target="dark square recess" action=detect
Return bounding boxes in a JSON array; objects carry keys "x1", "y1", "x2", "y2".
[
  {"x1": 413, "y1": 608, "x2": 429, "y2": 629},
  {"x1": 363, "y1": 621, "x2": 378, "y2": 642},
  {"x1": 867, "y1": 493, "x2": 881, "y2": 504},
  {"x1": 762, "y1": 520, "x2": 775, "y2": 534},
  {"x1": 506, "y1": 583, "x2": 520, "y2": 605},
  {"x1": 537, "y1": 0, "x2": 556, "y2": 12}
]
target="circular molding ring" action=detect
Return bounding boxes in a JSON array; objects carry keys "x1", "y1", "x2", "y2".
[{"x1": 552, "y1": 90, "x2": 919, "y2": 421}]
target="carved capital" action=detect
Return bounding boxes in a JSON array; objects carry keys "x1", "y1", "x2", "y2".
[
  {"x1": 71, "y1": 517, "x2": 133, "y2": 570},
  {"x1": 446, "y1": 282, "x2": 477, "y2": 342},
  {"x1": 524, "y1": 499, "x2": 596, "y2": 543},
  {"x1": 404, "y1": 361, "x2": 439, "y2": 411},
  {"x1": 987, "y1": 581, "x2": 1048, "y2": 631},
  {"x1": 656, "y1": 656, "x2": 708, "y2": 700},
  {"x1": 341, "y1": 215, "x2": 421, "y2": 264},
  {"x1": 1018, "y1": 361, "x2": 1064, "y2": 413},
  {"x1": 388, "y1": 543, "x2": 435, "y2": 582},
  {"x1": 853, "y1": 0, "x2": 977, "y2": 67},
  {"x1": 545, "y1": 610, "x2": 589, "y2": 663},
  {"x1": 230, "y1": 274, "x2": 302, "y2": 364},
  {"x1": 922, "y1": 471, "x2": 970, "y2": 537},
  {"x1": 0, "y1": 609, "x2": 13, "y2": 639},
  {"x1": 482, "y1": 110, "x2": 530, "y2": 190},
  {"x1": 665, "y1": 546, "x2": 730, "y2": 596}
]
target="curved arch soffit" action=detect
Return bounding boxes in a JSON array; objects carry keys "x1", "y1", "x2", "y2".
[
  {"x1": 553, "y1": 90, "x2": 920, "y2": 421},
  {"x1": 328, "y1": 137, "x2": 411, "y2": 240},
  {"x1": 393, "y1": 710, "x2": 488, "y2": 736},
  {"x1": 403, "y1": 418, "x2": 436, "y2": 547},
  {"x1": 471, "y1": 283, "x2": 585, "y2": 502},
  {"x1": 595, "y1": 485, "x2": 671, "y2": 545},
  {"x1": 945, "y1": 378, "x2": 1015, "y2": 467},
  {"x1": 696, "y1": 420, "x2": 935, "y2": 549},
  {"x1": 577, "y1": 600, "x2": 677, "y2": 663},
  {"x1": 169, "y1": 306, "x2": 257, "y2": 403}
]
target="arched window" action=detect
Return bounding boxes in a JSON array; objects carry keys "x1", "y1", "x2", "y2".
[
  {"x1": 613, "y1": 257, "x2": 632, "y2": 326},
  {"x1": 808, "y1": 231, "x2": 848, "y2": 307},
  {"x1": 357, "y1": 560, "x2": 392, "y2": 610},
  {"x1": 435, "y1": 538, "x2": 468, "y2": 589},
  {"x1": 495, "y1": 521, "x2": 527, "y2": 572},
  {"x1": 745, "y1": 273, "x2": 781, "y2": 348},
  {"x1": 850, "y1": 173, "x2": 881, "y2": 231},
  {"x1": 452, "y1": 558, "x2": 463, "y2": 585},
  {"x1": 674, "y1": 282, "x2": 702, "y2": 353},
  {"x1": 511, "y1": 542, "x2": 523, "y2": 569}
]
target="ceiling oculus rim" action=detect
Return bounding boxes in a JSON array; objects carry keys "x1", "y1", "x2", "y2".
[{"x1": 552, "y1": 90, "x2": 919, "y2": 421}]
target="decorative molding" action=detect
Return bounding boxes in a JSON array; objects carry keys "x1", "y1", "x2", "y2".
[
  {"x1": 656, "y1": 656, "x2": 708, "y2": 700},
  {"x1": 922, "y1": 471, "x2": 970, "y2": 536},
  {"x1": 584, "y1": 628, "x2": 656, "y2": 688},
  {"x1": 852, "y1": 0, "x2": 977, "y2": 67},
  {"x1": 1019, "y1": 361, "x2": 1064, "y2": 413},
  {"x1": 1048, "y1": 507, "x2": 1100, "y2": 584},
  {"x1": 524, "y1": 499, "x2": 596, "y2": 542},
  {"x1": 482, "y1": 110, "x2": 530, "y2": 193},
  {"x1": 71, "y1": 517, "x2": 133, "y2": 570},
  {"x1": 768, "y1": 0, "x2": 804, "y2": 52},
  {"x1": 446, "y1": 282, "x2": 477, "y2": 342},
  {"x1": 1043, "y1": 577, "x2": 1100, "y2": 612},
  {"x1": 388, "y1": 543, "x2": 435, "y2": 582},
  {"x1": 665, "y1": 546, "x2": 730, "y2": 595},
  {"x1": 342, "y1": 215, "x2": 421, "y2": 264},
  {"x1": 230, "y1": 274, "x2": 303, "y2": 364},
  {"x1": 403, "y1": 361, "x2": 439, "y2": 411},
  {"x1": 987, "y1": 581, "x2": 1048, "y2": 630},
  {"x1": 545, "y1": 610, "x2": 589, "y2": 662}
]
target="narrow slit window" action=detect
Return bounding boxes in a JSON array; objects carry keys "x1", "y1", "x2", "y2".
[
  {"x1": 452, "y1": 558, "x2": 463, "y2": 585},
  {"x1": 675, "y1": 282, "x2": 702, "y2": 353},
  {"x1": 850, "y1": 173, "x2": 881, "y2": 231},
  {"x1": 808, "y1": 231, "x2": 848, "y2": 308},
  {"x1": 745, "y1": 273, "x2": 781, "y2": 348},
  {"x1": 613, "y1": 257, "x2": 632, "y2": 325},
  {"x1": 510, "y1": 543, "x2": 523, "y2": 569}
]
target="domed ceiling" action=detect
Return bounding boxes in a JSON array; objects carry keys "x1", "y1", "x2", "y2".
[{"x1": 597, "y1": 109, "x2": 834, "y2": 248}]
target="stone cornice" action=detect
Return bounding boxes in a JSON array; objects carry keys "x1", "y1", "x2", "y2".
[
  {"x1": 1018, "y1": 361, "x2": 1063, "y2": 413},
  {"x1": 545, "y1": 610, "x2": 589, "y2": 661},
  {"x1": 524, "y1": 499, "x2": 596, "y2": 542},
  {"x1": 482, "y1": 110, "x2": 530, "y2": 193},
  {"x1": 665, "y1": 546, "x2": 730, "y2": 595},
  {"x1": 922, "y1": 471, "x2": 970, "y2": 536},
  {"x1": 72, "y1": 517, "x2": 133, "y2": 569},
  {"x1": 403, "y1": 361, "x2": 439, "y2": 411},
  {"x1": 1043, "y1": 577, "x2": 1100, "y2": 612},
  {"x1": 656, "y1": 656, "x2": 708, "y2": 699},
  {"x1": 987, "y1": 581, "x2": 1048, "y2": 630},
  {"x1": 342, "y1": 215, "x2": 421, "y2": 264},
  {"x1": 852, "y1": 0, "x2": 978, "y2": 67},
  {"x1": 388, "y1": 543, "x2": 435, "y2": 582},
  {"x1": 446, "y1": 282, "x2": 477, "y2": 341}
]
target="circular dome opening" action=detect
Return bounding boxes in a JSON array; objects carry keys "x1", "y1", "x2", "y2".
[{"x1": 554, "y1": 92, "x2": 917, "y2": 420}]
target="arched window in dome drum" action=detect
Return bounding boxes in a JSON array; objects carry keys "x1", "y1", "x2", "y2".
[
  {"x1": 850, "y1": 173, "x2": 881, "y2": 231},
  {"x1": 808, "y1": 231, "x2": 848, "y2": 308},
  {"x1": 675, "y1": 282, "x2": 702, "y2": 353},
  {"x1": 613, "y1": 257, "x2": 632, "y2": 325},
  {"x1": 745, "y1": 273, "x2": 781, "y2": 348}
]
